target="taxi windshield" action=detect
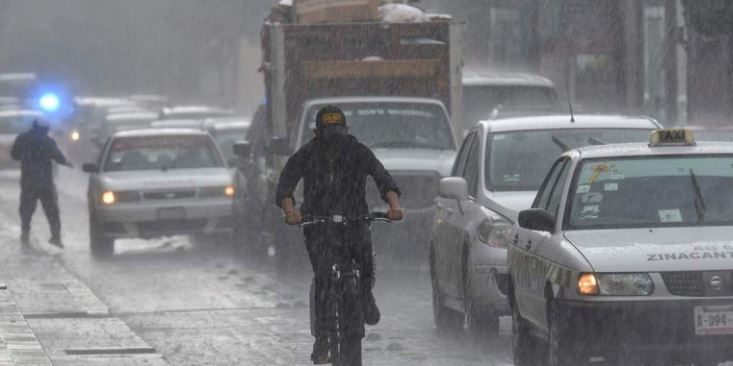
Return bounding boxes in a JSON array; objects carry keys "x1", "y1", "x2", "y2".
[
  {"x1": 104, "y1": 135, "x2": 223, "y2": 172},
  {"x1": 486, "y1": 128, "x2": 652, "y2": 191},
  {"x1": 567, "y1": 155, "x2": 733, "y2": 229}
]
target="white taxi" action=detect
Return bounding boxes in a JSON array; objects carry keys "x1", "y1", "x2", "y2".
[{"x1": 509, "y1": 129, "x2": 733, "y2": 366}]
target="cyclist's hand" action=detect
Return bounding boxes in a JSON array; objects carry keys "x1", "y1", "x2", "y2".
[
  {"x1": 387, "y1": 207, "x2": 404, "y2": 221},
  {"x1": 284, "y1": 210, "x2": 303, "y2": 225}
]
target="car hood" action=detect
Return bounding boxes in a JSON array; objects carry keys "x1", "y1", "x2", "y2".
[
  {"x1": 372, "y1": 148, "x2": 456, "y2": 177},
  {"x1": 564, "y1": 227, "x2": 733, "y2": 272},
  {"x1": 98, "y1": 168, "x2": 233, "y2": 191},
  {"x1": 482, "y1": 191, "x2": 536, "y2": 221}
]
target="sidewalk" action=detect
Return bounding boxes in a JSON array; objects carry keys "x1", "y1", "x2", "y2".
[{"x1": 0, "y1": 210, "x2": 169, "y2": 365}]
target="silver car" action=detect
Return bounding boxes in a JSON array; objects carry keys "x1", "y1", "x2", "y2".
[
  {"x1": 82, "y1": 129, "x2": 235, "y2": 256},
  {"x1": 510, "y1": 129, "x2": 733, "y2": 365},
  {"x1": 431, "y1": 114, "x2": 660, "y2": 336}
]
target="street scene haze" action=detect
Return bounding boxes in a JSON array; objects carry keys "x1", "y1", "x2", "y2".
[{"x1": 1, "y1": 1, "x2": 733, "y2": 365}]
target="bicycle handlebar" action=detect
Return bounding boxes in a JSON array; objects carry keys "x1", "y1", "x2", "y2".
[{"x1": 300, "y1": 212, "x2": 391, "y2": 226}]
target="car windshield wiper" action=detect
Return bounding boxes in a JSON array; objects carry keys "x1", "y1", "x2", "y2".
[
  {"x1": 689, "y1": 168, "x2": 706, "y2": 224},
  {"x1": 551, "y1": 136, "x2": 570, "y2": 151},
  {"x1": 588, "y1": 136, "x2": 607, "y2": 146}
]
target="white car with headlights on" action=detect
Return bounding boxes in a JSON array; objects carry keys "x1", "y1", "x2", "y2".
[
  {"x1": 431, "y1": 114, "x2": 660, "y2": 337},
  {"x1": 509, "y1": 129, "x2": 733, "y2": 366},
  {"x1": 82, "y1": 129, "x2": 235, "y2": 256}
]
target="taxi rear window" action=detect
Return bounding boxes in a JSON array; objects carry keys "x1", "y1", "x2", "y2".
[
  {"x1": 567, "y1": 155, "x2": 733, "y2": 229},
  {"x1": 104, "y1": 135, "x2": 223, "y2": 172}
]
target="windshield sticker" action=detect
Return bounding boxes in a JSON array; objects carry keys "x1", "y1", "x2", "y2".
[
  {"x1": 658, "y1": 209, "x2": 683, "y2": 223},
  {"x1": 576, "y1": 184, "x2": 591, "y2": 194},
  {"x1": 604, "y1": 183, "x2": 618, "y2": 191},
  {"x1": 588, "y1": 164, "x2": 609, "y2": 183},
  {"x1": 648, "y1": 245, "x2": 733, "y2": 261},
  {"x1": 581, "y1": 192, "x2": 603, "y2": 204},
  {"x1": 494, "y1": 134, "x2": 506, "y2": 141},
  {"x1": 502, "y1": 174, "x2": 520, "y2": 183},
  {"x1": 579, "y1": 205, "x2": 600, "y2": 219}
]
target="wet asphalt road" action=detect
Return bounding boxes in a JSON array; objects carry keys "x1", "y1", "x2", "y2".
[{"x1": 0, "y1": 167, "x2": 514, "y2": 366}]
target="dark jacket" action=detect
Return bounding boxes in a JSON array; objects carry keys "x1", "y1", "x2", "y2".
[
  {"x1": 276, "y1": 134, "x2": 400, "y2": 217},
  {"x1": 11, "y1": 126, "x2": 68, "y2": 187}
]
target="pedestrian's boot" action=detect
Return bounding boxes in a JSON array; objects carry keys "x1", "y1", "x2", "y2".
[
  {"x1": 48, "y1": 236, "x2": 64, "y2": 248},
  {"x1": 311, "y1": 336, "x2": 330, "y2": 364},
  {"x1": 363, "y1": 288, "x2": 380, "y2": 326},
  {"x1": 20, "y1": 231, "x2": 29, "y2": 245}
]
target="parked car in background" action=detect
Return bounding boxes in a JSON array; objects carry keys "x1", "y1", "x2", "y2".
[
  {"x1": 206, "y1": 117, "x2": 250, "y2": 161},
  {"x1": 158, "y1": 106, "x2": 235, "y2": 121},
  {"x1": 82, "y1": 129, "x2": 235, "y2": 256},
  {"x1": 431, "y1": 114, "x2": 661, "y2": 337},
  {"x1": 0, "y1": 109, "x2": 42, "y2": 169},
  {"x1": 462, "y1": 72, "x2": 563, "y2": 130},
  {"x1": 101, "y1": 112, "x2": 158, "y2": 139},
  {"x1": 150, "y1": 119, "x2": 204, "y2": 130}
]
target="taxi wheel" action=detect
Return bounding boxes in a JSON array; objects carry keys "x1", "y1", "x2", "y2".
[
  {"x1": 512, "y1": 302, "x2": 542, "y2": 366},
  {"x1": 431, "y1": 248, "x2": 463, "y2": 331},
  {"x1": 89, "y1": 216, "x2": 114, "y2": 257},
  {"x1": 547, "y1": 300, "x2": 583, "y2": 366}
]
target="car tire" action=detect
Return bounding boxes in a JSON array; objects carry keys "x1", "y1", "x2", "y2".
[
  {"x1": 512, "y1": 301, "x2": 543, "y2": 366},
  {"x1": 431, "y1": 247, "x2": 463, "y2": 331},
  {"x1": 547, "y1": 299, "x2": 583, "y2": 366},
  {"x1": 89, "y1": 215, "x2": 114, "y2": 257}
]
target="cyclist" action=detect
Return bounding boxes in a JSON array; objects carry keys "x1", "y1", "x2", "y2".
[{"x1": 276, "y1": 105, "x2": 403, "y2": 364}]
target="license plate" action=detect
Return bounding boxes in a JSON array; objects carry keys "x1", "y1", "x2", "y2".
[
  {"x1": 694, "y1": 305, "x2": 733, "y2": 335},
  {"x1": 157, "y1": 207, "x2": 185, "y2": 220}
]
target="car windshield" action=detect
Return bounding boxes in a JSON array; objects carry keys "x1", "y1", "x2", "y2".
[
  {"x1": 486, "y1": 128, "x2": 652, "y2": 191},
  {"x1": 0, "y1": 115, "x2": 34, "y2": 134},
  {"x1": 567, "y1": 155, "x2": 733, "y2": 229},
  {"x1": 463, "y1": 85, "x2": 559, "y2": 127},
  {"x1": 691, "y1": 129, "x2": 733, "y2": 142},
  {"x1": 304, "y1": 102, "x2": 455, "y2": 150},
  {"x1": 211, "y1": 128, "x2": 249, "y2": 160},
  {"x1": 104, "y1": 135, "x2": 223, "y2": 172}
]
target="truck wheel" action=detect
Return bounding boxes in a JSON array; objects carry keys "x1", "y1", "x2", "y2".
[
  {"x1": 512, "y1": 303, "x2": 543, "y2": 366},
  {"x1": 547, "y1": 300, "x2": 583, "y2": 366},
  {"x1": 89, "y1": 216, "x2": 114, "y2": 257},
  {"x1": 431, "y1": 249, "x2": 463, "y2": 331}
]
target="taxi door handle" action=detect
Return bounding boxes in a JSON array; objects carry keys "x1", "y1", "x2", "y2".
[{"x1": 525, "y1": 240, "x2": 532, "y2": 250}]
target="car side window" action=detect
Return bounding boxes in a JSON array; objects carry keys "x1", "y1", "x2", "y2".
[
  {"x1": 451, "y1": 132, "x2": 476, "y2": 176},
  {"x1": 462, "y1": 137, "x2": 481, "y2": 198},
  {"x1": 534, "y1": 158, "x2": 566, "y2": 209},
  {"x1": 544, "y1": 160, "x2": 571, "y2": 218}
]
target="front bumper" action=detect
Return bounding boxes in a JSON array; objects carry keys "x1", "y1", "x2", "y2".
[
  {"x1": 93, "y1": 199, "x2": 233, "y2": 239},
  {"x1": 557, "y1": 298, "x2": 733, "y2": 362}
]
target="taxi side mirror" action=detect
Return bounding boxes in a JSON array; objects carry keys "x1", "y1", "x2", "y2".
[
  {"x1": 439, "y1": 177, "x2": 468, "y2": 201},
  {"x1": 518, "y1": 209, "x2": 555, "y2": 233},
  {"x1": 233, "y1": 140, "x2": 251, "y2": 158},
  {"x1": 82, "y1": 163, "x2": 99, "y2": 174}
]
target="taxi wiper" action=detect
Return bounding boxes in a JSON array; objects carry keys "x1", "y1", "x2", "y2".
[
  {"x1": 588, "y1": 137, "x2": 606, "y2": 146},
  {"x1": 689, "y1": 168, "x2": 706, "y2": 224},
  {"x1": 551, "y1": 136, "x2": 570, "y2": 151}
]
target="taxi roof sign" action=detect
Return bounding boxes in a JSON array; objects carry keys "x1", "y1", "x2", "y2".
[{"x1": 649, "y1": 128, "x2": 696, "y2": 147}]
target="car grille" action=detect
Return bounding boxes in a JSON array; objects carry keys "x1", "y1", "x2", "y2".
[
  {"x1": 662, "y1": 272, "x2": 704, "y2": 297},
  {"x1": 143, "y1": 190, "x2": 196, "y2": 200},
  {"x1": 662, "y1": 271, "x2": 733, "y2": 297},
  {"x1": 138, "y1": 219, "x2": 207, "y2": 234},
  {"x1": 366, "y1": 172, "x2": 440, "y2": 210}
]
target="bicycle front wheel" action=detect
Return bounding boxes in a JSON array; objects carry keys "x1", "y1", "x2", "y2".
[{"x1": 339, "y1": 335, "x2": 362, "y2": 366}]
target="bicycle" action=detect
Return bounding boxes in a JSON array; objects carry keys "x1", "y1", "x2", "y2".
[{"x1": 301, "y1": 212, "x2": 391, "y2": 366}]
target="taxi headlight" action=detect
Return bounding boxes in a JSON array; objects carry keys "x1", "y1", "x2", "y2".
[
  {"x1": 199, "y1": 186, "x2": 235, "y2": 199},
  {"x1": 101, "y1": 191, "x2": 139, "y2": 205},
  {"x1": 101, "y1": 191, "x2": 116, "y2": 205},
  {"x1": 579, "y1": 273, "x2": 654, "y2": 296},
  {"x1": 476, "y1": 217, "x2": 513, "y2": 248}
]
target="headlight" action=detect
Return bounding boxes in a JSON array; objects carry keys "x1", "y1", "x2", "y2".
[
  {"x1": 476, "y1": 216, "x2": 513, "y2": 248},
  {"x1": 199, "y1": 186, "x2": 235, "y2": 199},
  {"x1": 577, "y1": 273, "x2": 654, "y2": 296},
  {"x1": 101, "y1": 191, "x2": 139, "y2": 205},
  {"x1": 70, "y1": 130, "x2": 80, "y2": 141}
]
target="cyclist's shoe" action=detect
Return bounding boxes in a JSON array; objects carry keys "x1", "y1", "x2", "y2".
[
  {"x1": 48, "y1": 236, "x2": 64, "y2": 249},
  {"x1": 20, "y1": 231, "x2": 29, "y2": 245},
  {"x1": 363, "y1": 290, "x2": 380, "y2": 325},
  {"x1": 311, "y1": 336, "x2": 330, "y2": 364}
]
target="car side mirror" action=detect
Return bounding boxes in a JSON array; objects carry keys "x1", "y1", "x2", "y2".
[
  {"x1": 439, "y1": 177, "x2": 468, "y2": 201},
  {"x1": 518, "y1": 208, "x2": 555, "y2": 233},
  {"x1": 267, "y1": 136, "x2": 292, "y2": 155},
  {"x1": 82, "y1": 163, "x2": 99, "y2": 174},
  {"x1": 233, "y1": 140, "x2": 251, "y2": 158}
]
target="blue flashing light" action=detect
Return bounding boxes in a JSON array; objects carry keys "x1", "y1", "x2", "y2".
[{"x1": 39, "y1": 93, "x2": 61, "y2": 112}]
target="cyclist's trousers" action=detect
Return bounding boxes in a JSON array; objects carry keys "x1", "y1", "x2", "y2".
[{"x1": 304, "y1": 221, "x2": 373, "y2": 338}]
